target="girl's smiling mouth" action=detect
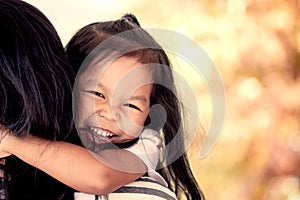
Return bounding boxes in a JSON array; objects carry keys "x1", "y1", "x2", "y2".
[
  {"x1": 78, "y1": 126, "x2": 117, "y2": 150},
  {"x1": 89, "y1": 127, "x2": 115, "y2": 138}
]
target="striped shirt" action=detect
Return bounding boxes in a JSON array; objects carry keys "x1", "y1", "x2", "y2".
[{"x1": 74, "y1": 177, "x2": 177, "y2": 200}]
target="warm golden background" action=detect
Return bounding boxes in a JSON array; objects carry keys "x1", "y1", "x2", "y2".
[{"x1": 25, "y1": 0, "x2": 300, "y2": 199}]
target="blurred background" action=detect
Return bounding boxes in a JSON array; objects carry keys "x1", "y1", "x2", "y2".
[{"x1": 25, "y1": 0, "x2": 300, "y2": 199}]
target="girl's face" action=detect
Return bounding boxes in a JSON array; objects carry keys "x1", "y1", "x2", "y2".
[{"x1": 74, "y1": 57, "x2": 153, "y2": 147}]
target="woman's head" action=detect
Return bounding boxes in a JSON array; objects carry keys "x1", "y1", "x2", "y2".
[
  {"x1": 0, "y1": 0, "x2": 77, "y2": 199},
  {"x1": 0, "y1": 0, "x2": 74, "y2": 139}
]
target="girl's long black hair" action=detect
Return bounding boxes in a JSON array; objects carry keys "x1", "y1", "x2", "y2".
[
  {"x1": 66, "y1": 13, "x2": 205, "y2": 200},
  {"x1": 0, "y1": 0, "x2": 78, "y2": 199}
]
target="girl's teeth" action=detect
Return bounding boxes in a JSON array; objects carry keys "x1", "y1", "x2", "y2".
[{"x1": 90, "y1": 127, "x2": 113, "y2": 137}]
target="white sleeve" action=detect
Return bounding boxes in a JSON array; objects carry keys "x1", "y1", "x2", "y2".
[
  {"x1": 124, "y1": 129, "x2": 168, "y2": 186},
  {"x1": 124, "y1": 129, "x2": 161, "y2": 171}
]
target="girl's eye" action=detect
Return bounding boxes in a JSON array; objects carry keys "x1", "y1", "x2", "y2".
[
  {"x1": 86, "y1": 90, "x2": 105, "y2": 99},
  {"x1": 123, "y1": 103, "x2": 141, "y2": 111}
]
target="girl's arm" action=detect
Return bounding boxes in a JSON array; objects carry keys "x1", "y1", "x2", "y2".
[{"x1": 0, "y1": 130, "x2": 146, "y2": 195}]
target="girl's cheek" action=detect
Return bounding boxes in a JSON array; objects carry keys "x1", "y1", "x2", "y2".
[{"x1": 117, "y1": 112, "x2": 143, "y2": 138}]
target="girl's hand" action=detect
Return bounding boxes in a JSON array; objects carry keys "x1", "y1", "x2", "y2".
[{"x1": 0, "y1": 125, "x2": 12, "y2": 158}]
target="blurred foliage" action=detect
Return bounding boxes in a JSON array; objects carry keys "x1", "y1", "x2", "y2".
[
  {"x1": 175, "y1": 0, "x2": 300, "y2": 199},
  {"x1": 135, "y1": 0, "x2": 300, "y2": 199}
]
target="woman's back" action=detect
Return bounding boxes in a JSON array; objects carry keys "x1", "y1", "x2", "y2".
[{"x1": 0, "y1": 0, "x2": 79, "y2": 199}]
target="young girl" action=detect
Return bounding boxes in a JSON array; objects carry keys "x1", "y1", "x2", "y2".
[
  {"x1": 66, "y1": 14, "x2": 204, "y2": 200},
  {"x1": 1, "y1": 14, "x2": 205, "y2": 200}
]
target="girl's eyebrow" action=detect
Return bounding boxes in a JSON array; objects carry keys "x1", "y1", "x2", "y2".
[
  {"x1": 95, "y1": 82, "x2": 107, "y2": 90},
  {"x1": 129, "y1": 95, "x2": 148, "y2": 104},
  {"x1": 85, "y1": 79, "x2": 107, "y2": 89}
]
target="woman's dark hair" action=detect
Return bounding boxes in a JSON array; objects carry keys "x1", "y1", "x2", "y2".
[
  {"x1": 0, "y1": 0, "x2": 77, "y2": 199},
  {"x1": 66, "y1": 13, "x2": 205, "y2": 200}
]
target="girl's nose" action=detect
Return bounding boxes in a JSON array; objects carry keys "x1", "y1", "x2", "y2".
[{"x1": 97, "y1": 103, "x2": 117, "y2": 121}]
